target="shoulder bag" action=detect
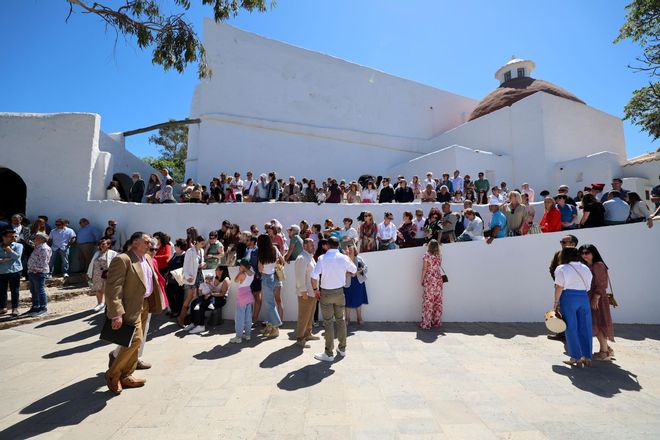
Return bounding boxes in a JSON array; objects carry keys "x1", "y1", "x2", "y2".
[{"x1": 606, "y1": 275, "x2": 619, "y2": 308}]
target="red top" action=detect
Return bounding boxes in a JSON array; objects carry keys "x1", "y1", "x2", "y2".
[
  {"x1": 154, "y1": 243, "x2": 172, "y2": 269},
  {"x1": 151, "y1": 258, "x2": 168, "y2": 308},
  {"x1": 540, "y1": 208, "x2": 562, "y2": 233}
]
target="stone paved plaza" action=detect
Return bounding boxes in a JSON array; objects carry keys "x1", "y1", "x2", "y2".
[{"x1": 1, "y1": 310, "x2": 659, "y2": 440}]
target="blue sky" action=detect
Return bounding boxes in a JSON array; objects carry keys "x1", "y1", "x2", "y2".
[{"x1": 2, "y1": 0, "x2": 657, "y2": 159}]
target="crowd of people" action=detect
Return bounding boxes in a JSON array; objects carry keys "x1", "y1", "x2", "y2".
[{"x1": 0, "y1": 172, "x2": 659, "y2": 394}]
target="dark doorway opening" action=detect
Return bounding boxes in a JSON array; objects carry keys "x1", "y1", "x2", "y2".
[
  {"x1": 0, "y1": 167, "x2": 27, "y2": 220},
  {"x1": 112, "y1": 173, "x2": 132, "y2": 202}
]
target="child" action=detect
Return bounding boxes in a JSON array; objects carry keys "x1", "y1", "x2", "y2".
[
  {"x1": 225, "y1": 176, "x2": 236, "y2": 202},
  {"x1": 197, "y1": 273, "x2": 219, "y2": 311},
  {"x1": 229, "y1": 259, "x2": 255, "y2": 343}
]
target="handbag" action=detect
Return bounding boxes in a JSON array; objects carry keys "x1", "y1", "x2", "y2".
[
  {"x1": 275, "y1": 263, "x2": 285, "y2": 281},
  {"x1": 606, "y1": 276, "x2": 619, "y2": 308},
  {"x1": 440, "y1": 264, "x2": 448, "y2": 283}
]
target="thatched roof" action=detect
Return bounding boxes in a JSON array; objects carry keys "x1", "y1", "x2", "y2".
[{"x1": 468, "y1": 77, "x2": 585, "y2": 121}]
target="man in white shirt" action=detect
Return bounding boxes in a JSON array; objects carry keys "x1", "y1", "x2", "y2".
[
  {"x1": 294, "y1": 239, "x2": 320, "y2": 348},
  {"x1": 48, "y1": 218, "x2": 76, "y2": 277},
  {"x1": 413, "y1": 209, "x2": 426, "y2": 246},
  {"x1": 233, "y1": 172, "x2": 244, "y2": 202},
  {"x1": 450, "y1": 170, "x2": 464, "y2": 194},
  {"x1": 242, "y1": 171, "x2": 256, "y2": 202},
  {"x1": 311, "y1": 237, "x2": 357, "y2": 362},
  {"x1": 377, "y1": 212, "x2": 398, "y2": 250},
  {"x1": 424, "y1": 172, "x2": 437, "y2": 191}
]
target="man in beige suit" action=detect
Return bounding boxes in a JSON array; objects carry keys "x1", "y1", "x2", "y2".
[{"x1": 105, "y1": 232, "x2": 163, "y2": 395}]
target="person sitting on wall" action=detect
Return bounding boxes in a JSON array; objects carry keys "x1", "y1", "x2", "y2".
[
  {"x1": 376, "y1": 212, "x2": 398, "y2": 251},
  {"x1": 439, "y1": 173, "x2": 453, "y2": 194},
  {"x1": 556, "y1": 185, "x2": 577, "y2": 206},
  {"x1": 456, "y1": 208, "x2": 484, "y2": 242},
  {"x1": 500, "y1": 191, "x2": 526, "y2": 237},
  {"x1": 600, "y1": 178, "x2": 629, "y2": 202},
  {"x1": 485, "y1": 197, "x2": 508, "y2": 245},
  {"x1": 378, "y1": 178, "x2": 395, "y2": 203},
  {"x1": 394, "y1": 179, "x2": 414, "y2": 203},
  {"x1": 603, "y1": 191, "x2": 630, "y2": 226},
  {"x1": 435, "y1": 185, "x2": 452, "y2": 203},
  {"x1": 440, "y1": 203, "x2": 459, "y2": 243}
]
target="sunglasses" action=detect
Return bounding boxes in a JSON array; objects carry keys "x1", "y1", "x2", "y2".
[
  {"x1": 581, "y1": 251, "x2": 592, "y2": 255},
  {"x1": 150, "y1": 248, "x2": 158, "y2": 251},
  {"x1": 559, "y1": 240, "x2": 572, "y2": 244}
]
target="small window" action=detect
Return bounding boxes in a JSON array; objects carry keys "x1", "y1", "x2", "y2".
[
  {"x1": 517, "y1": 68, "x2": 525, "y2": 78},
  {"x1": 504, "y1": 71, "x2": 512, "y2": 82}
]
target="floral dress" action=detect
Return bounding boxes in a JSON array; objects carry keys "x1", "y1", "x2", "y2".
[
  {"x1": 91, "y1": 252, "x2": 111, "y2": 292},
  {"x1": 359, "y1": 222, "x2": 378, "y2": 253},
  {"x1": 421, "y1": 253, "x2": 444, "y2": 329}
]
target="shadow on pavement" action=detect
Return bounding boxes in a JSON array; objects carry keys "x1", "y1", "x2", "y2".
[
  {"x1": 35, "y1": 309, "x2": 96, "y2": 328},
  {"x1": 57, "y1": 313, "x2": 104, "y2": 344},
  {"x1": 43, "y1": 340, "x2": 109, "y2": 359},
  {"x1": 194, "y1": 337, "x2": 264, "y2": 360},
  {"x1": 277, "y1": 357, "x2": 343, "y2": 391},
  {"x1": 0, "y1": 373, "x2": 111, "y2": 440},
  {"x1": 552, "y1": 362, "x2": 642, "y2": 397},
  {"x1": 259, "y1": 343, "x2": 303, "y2": 369}
]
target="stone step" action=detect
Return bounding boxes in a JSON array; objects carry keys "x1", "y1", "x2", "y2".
[{"x1": 19, "y1": 273, "x2": 87, "y2": 291}]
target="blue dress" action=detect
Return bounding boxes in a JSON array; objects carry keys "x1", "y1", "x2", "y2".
[{"x1": 344, "y1": 276, "x2": 368, "y2": 308}]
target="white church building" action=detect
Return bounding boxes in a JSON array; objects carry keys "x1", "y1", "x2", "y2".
[{"x1": 0, "y1": 21, "x2": 658, "y2": 324}]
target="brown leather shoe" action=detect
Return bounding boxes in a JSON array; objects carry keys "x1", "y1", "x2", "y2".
[
  {"x1": 120, "y1": 376, "x2": 146, "y2": 388},
  {"x1": 136, "y1": 360, "x2": 152, "y2": 370},
  {"x1": 305, "y1": 335, "x2": 320, "y2": 341},
  {"x1": 108, "y1": 352, "x2": 116, "y2": 369},
  {"x1": 105, "y1": 373, "x2": 122, "y2": 395}
]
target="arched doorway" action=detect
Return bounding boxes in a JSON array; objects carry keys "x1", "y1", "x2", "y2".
[
  {"x1": 112, "y1": 173, "x2": 132, "y2": 202},
  {"x1": 0, "y1": 167, "x2": 27, "y2": 219}
]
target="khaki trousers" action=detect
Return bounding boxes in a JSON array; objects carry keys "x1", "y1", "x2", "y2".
[
  {"x1": 107, "y1": 298, "x2": 149, "y2": 379},
  {"x1": 295, "y1": 295, "x2": 317, "y2": 341},
  {"x1": 320, "y1": 288, "x2": 347, "y2": 356}
]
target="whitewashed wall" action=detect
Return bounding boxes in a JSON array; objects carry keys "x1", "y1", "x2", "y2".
[
  {"x1": 215, "y1": 222, "x2": 659, "y2": 324},
  {"x1": 187, "y1": 21, "x2": 478, "y2": 183}
]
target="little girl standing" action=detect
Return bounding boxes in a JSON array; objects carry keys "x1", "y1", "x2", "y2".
[{"x1": 230, "y1": 259, "x2": 255, "y2": 343}]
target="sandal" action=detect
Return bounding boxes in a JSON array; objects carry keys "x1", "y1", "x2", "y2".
[
  {"x1": 593, "y1": 351, "x2": 611, "y2": 361},
  {"x1": 562, "y1": 358, "x2": 580, "y2": 367}
]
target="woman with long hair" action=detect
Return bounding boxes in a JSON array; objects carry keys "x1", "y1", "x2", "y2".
[
  {"x1": 257, "y1": 234, "x2": 284, "y2": 337},
  {"x1": 540, "y1": 196, "x2": 562, "y2": 233},
  {"x1": 520, "y1": 193, "x2": 536, "y2": 235},
  {"x1": 86, "y1": 238, "x2": 117, "y2": 313},
  {"x1": 553, "y1": 247, "x2": 593, "y2": 367},
  {"x1": 145, "y1": 173, "x2": 160, "y2": 203},
  {"x1": 346, "y1": 182, "x2": 361, "y2": 203},
  {"x1": 361, "y1": 181, "x2": 378, "y2": 203},
  {"x1": 152, "y1": 232, "x2": 171, "y2": 276},
  {"x1": 177, "y1": 235, "x2": 205, "y2": 327},
  {"x1": 106, "y1": 180, "x2": 122, "y2": 201},
  {"x1": 304, "y1": 180, "x2": 318, "y2": 202},
  {"x1": 579, "y1": 244, "x2": 615, "y2": 360},
  {"x1": 343, "y1": 245, "x2": 368, "y2": 325},
  {"x1": 420, "y1": 239, "x2": 444, "y2": 329},
  {"x1": 627, "y1": 192, "x2": 649, "y2": 223},
  {"x1": 410, "y1": 175, "x2": 422, "y2": 200},
  {"x1": 579, "y1": 193, "x2": 605, "y2": 228},
  {"x1": 165, "y1": 238, "x2": 187, "y2": 316},
  {"x1": 358, "y1": 211, "x2": 378, "y2": 253}
]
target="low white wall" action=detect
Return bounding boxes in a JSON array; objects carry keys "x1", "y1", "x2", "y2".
[{"x1": 217, "y1": 222, "x2": 659, "y2": 324}]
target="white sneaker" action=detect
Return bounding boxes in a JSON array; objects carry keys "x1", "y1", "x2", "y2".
[
  {"x1": 229, "y1": 337, "x2": 242, "y2": 344},
  {"x1": 314, "y1": 352, "x2": 335, "y2": 362},
  {"x1": 243, "y1": 335, "x2": 251, "y2": 341},
  {"x1": 336, "y1": 349, "x2": 346, "y2": 357},
  {"x1": 207, "y1": 303, "x2": 215, "y2": 310},
  {"x1": 92, "y1": 303, "x2": 105, "y2": 313},
  {"x1": 193, "y1": 304, "x2": 201, "y2": 311},
  {"x1": 184, "y1": 323, "x2": 195, "y2": 331},
  {"x1": 63, "y1": 273, "x2": 69, "y2": 278},
  {"x1": 189, "y1": 325, "x2": 206, "y2": 334}
]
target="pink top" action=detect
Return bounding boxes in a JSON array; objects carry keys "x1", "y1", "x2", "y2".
[{"x1": 236, "y1": 286, "x2": 254, "y2": 307}]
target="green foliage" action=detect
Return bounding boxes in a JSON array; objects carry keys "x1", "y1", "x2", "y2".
[
  {"x1": 143, "y1": 121, "x2": 189, "y2": 181},
  {"x1": 65, "y1": 0, "x2": 275, "y2": 79},
  {"x1": 615, "y1": 0, "x2": 660, "y2": 139}
]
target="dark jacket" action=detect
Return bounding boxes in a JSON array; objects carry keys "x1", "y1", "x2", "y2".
[
  {"x1": 379, "y1": 186, "x2": 395, "y2": 203},
  {"x1": 394, "y1": 186, "x2": 414, "y2": 203},
  {"x1": 129, "y1": 179, "x2": 145, "y2": 202}
]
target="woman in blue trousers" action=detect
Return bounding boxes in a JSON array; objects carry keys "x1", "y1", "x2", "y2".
[
  {"x1": 553, "y1": 247, "x2": 594, "y2": 367},
  {"x1": 256, "y1": 234, "x2": 284, "y2": 338}
]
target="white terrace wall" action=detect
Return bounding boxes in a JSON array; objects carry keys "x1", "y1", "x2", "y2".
[{"x1": 217, "y1": 222, "x2": 657, "y2": 324}]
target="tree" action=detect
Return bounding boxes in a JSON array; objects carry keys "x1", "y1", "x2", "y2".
[
  {"x1": 615, "y1": 0, "x2": 660, "y2": 140},
  {"x1": 143, "y1": 120, "x2": 189, "y2": 181},
  {"x1": 65, "y1": 0, "x2": 275, "y2": 79}
]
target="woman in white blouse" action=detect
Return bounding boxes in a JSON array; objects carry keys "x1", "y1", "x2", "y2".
[
  {"x1": 361, "y1": 181, "x2": 378, "y2": 203},
  {"x1": 177, "y1": 235, "x2": 206, "y2": 327},
  {"x1": 106, "y1": 181, "x2": 122, "y2": 201},
  {"x1": 86, "y1": 238, "x2": 117, "y2": 312},
  {"x1": 553, "y1": 247, "x2": 594, "y2": 367}
]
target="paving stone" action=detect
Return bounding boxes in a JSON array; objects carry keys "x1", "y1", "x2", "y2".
[{"x1": 0, "y1": 316, "x2": 659, "y2": 439}]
